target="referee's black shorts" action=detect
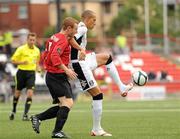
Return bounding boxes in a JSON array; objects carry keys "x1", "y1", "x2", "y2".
[
  {"x1": 46, "y1": 72, "x2": 73, "y2": 104},
  {"x1": 15, "y1": 69, "x2": 35, "y2": 91}
]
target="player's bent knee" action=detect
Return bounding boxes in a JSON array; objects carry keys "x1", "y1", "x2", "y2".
[
  {"x1": 15, "y1": 92, "x2": 21, "y2": 97},
  {"x1": 27, "y1": 90, "x2": 34, "y2": 97},
  {"x1": 14, "y1": 90, "x2": 22, "y2": 97},
  {"x1": 93, "y1": 93, "x2": 103, "y2": 100},
  {"x1": 68, "y1": 99, "x2": 74, "y2": 108},
  {"x1": 61, "y1": 98, "x2": 74, "y2": 109}
]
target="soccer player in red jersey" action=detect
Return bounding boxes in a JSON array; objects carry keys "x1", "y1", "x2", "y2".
[{"x1": 30, "y1": 17, "x2": 79, "y2": 138}]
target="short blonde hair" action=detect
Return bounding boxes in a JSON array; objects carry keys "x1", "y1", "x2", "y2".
[
  {"x1": 81, "y1": 10, "x2": 95, "y2": 20},
  {"x1": 62, "y1": 17, "x2": 79, "y2": 30}
]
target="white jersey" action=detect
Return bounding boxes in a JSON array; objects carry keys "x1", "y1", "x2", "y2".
[
  {"x1": 75, "y1": 22, "x2": 87, "y2": 49},
  {"x1": 71, "y1": 22, "x2": 88, "y2": 60},
  {"x1": 71, "y1": 22, "x2": 98, "y2": 92}
]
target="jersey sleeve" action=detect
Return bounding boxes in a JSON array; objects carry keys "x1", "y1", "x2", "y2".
[
  {"x1": 74, "y1": 26, "x2": 87, "y2": 40},
  {"x1": 50, "y1": 41, "x2": 67, "y2": 67}
]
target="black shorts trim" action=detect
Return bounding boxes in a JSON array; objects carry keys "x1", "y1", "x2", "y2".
[
  {"x1": 71, "y1": 36, "x2": 83, "y2": 60},
  {"x1": 72, "y1": 62, "x2": 90, "y2": 90}
]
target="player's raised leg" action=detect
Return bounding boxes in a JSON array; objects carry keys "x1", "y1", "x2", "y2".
[{"x1": 96, "y1": 53, "x2": 133, "y2": 96}]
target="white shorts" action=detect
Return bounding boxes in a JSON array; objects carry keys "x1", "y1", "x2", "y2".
[{"x1": 71, "y1": 52, "x2": 98, "y2": 92}]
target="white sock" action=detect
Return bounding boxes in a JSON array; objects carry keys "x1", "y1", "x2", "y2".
[
  {"x1": 106, "y1": 62, "x2": 126, "y2": 92},
  {"x1": 92, "y1": 100, "x2": 102, "y2": 131}
]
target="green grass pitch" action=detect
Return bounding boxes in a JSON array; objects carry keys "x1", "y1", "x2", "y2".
[{"x1": 1, "y1": 98, "x2": 180, "y2": 139}]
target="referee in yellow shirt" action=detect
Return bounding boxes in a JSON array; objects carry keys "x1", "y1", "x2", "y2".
[{"x1": 9, "y1": 33, "x2": 40, "y2": 121}]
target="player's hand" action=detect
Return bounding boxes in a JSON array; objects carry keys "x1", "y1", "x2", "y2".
[
  {"x1": 21, "y1": 61, "x2": 28, "y2": 65},
  {"x1": 79, "y1": 48, "x2": 86, "y2": 61},
  {"x1": 36, "y1": 65, "x2": 43, "y2": 73},
  {"x1": 36, "y1": 69, "x2": 42, "y2": 73},
  {"x1": 121, "y1": 92, "x2": 127, "y2": 97},
  {"x1": 65, "y1": 69, "x2": 77, "y2": 80}
]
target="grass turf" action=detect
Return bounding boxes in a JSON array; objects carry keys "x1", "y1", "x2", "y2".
[{"x1": 1, "y1": 98, "x2": 180, "y2": 139}]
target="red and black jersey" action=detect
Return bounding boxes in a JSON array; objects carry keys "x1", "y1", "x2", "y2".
[{"x1": 43, "y1": 33, "x2": 70, "y2": 73}]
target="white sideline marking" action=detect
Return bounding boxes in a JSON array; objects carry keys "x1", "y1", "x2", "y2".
[{"x1": 1, "y1": 109, "x2": 180, "y2": 113}]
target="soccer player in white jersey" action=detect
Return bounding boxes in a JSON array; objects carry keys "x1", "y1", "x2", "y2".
[{"x1": 70, "y1": 10, "x2": 133, "y2": 136}]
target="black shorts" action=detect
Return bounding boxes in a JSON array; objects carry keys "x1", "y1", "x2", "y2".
[
  {"x1": 15, "y1": 69, "x2": 35, "y2": 91},
  {"x1": 46, "y1": 72, "x2": 73, "y2": 103}
]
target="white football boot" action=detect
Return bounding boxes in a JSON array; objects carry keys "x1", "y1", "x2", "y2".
[
  {"x1": 121, "y1": 83, "x2": 134, "y2": 97},
  {"x1": 91, "y1": 129, "x2": 112, "y2": 137}
]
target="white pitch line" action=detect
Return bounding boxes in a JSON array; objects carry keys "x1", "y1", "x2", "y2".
[{"x1": 1, "y1": 109, "x2": 180, "y2": 113}]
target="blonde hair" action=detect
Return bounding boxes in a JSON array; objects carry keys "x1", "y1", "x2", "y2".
[
  {"x1": 62, "y1": 17, "x2": 78, "y2": 30},
  {"x1": 81, "y1": 10, "x2": 95, "y2": 20}
]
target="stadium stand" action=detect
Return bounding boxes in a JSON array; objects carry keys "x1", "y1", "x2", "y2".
[{"x1": 94, "y1": 51, "x2": 180, "y2": 94}]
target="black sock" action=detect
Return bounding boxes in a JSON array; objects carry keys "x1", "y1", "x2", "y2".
[
  {"x1": 24, "y1": 98, "x2": 32, "y2": 115},
  {"x1": 53, "y1": 106, "x2": 70, "y2": 133},
  {"x1": 92, "y1": 93, "x2": 103, "y2": 100},
  {"x1": 36, "y1": 105, "x2": 59, "y2": 121},
  {"x1": 12, "y1": 96, "x2": 19, "y2": 113}
]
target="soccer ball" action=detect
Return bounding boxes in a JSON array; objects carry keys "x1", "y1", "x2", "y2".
[{"x1": 132, "y1": 70, "x2": 148, "y2": 86}]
